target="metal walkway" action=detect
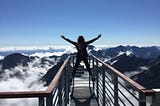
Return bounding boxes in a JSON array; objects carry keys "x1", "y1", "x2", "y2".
[
  {"x1": 70, "y1": 78, "x2": 97, "y2": 106},
  {"x1": 0, "y1": 54, "x2": 160, "y2": 106}
]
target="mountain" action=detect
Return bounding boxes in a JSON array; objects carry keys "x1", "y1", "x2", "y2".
[
  {"x1": 1, "y1": 45, "x2": 160, "y2": 89},
  {"x1": 109, "y1": 53, "x2": 149, "y2": 73},
  {"x1": 90, "y1": 45, "x2": 160, "y2": 60},
  {"x1": 0, "y1": 53, "x2": 60, "y2": 80},
  {"x1": 2, "y1": 53, "x2": 31, "y2": 69},
  {"x1": 0, "y1": 52, "x2": 68, "y2": 86},
  {"x1": 132, "y1": 55, "x2": 160, "y2": 89}
]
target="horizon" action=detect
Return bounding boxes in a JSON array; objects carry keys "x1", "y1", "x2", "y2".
[
  {"x1": 0, "y1": 44, "x2": 160, "y2": 52},
  {"x1": 0, "y1": 0, "x2": 160, "y2": 46}
]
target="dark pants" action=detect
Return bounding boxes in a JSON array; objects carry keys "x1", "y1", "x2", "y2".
[{"x1": 72, "y1": 56, "x2": 92, "y2": 76}]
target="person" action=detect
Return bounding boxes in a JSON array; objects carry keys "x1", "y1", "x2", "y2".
[{"x1": 61, "y1": 34, "x2": 102, "y2": 81}]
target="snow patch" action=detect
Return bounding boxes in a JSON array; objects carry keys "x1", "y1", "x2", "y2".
[
  {"x1": 117, "y1": 50, "x2": 133, "y2": 57},
  {"x1": 117, "y1": 51, "x2": 125, "y2": 57},
  {"x1": 140, "y1": 66, "x2": 149, "y2": 71},
  {"x1": 126, "y1": 50, "x2": 133, "y2": 56},
  {"x1": 111, "y1": 60, "x2": 118, "y2": 65}
]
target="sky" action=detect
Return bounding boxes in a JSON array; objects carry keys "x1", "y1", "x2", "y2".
[{"x1": 0, "y1": 0, "x2": 160, "y2": 47}]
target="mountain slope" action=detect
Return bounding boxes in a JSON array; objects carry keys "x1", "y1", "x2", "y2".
[
  {"x1": 109, "y1": 53, "x2": 149, "y2": 73},
  {"x1": 132, "y1": 55, "x2": 160, "y2": 88}
]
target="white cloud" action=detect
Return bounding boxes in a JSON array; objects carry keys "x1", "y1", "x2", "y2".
[
  {"x1": 29, "y1": 52, "x2": 62, "y2": 57},
  {"x1": 0, "y1": 45, "x2": 55, "y2": 52},
  {"x1": 0, "y1": 55, "x2": 59, "y2": 106}
]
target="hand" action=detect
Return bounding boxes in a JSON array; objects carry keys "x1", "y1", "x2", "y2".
[
  {"x1": 98, "y1": 34, "x2": 102, "y2": 38},
  {"x1": 61, "y1": 35, "x2": 65, "y2": 39}
]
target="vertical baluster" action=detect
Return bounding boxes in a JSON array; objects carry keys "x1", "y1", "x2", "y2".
[
  {"x1": 58, "y1": 75, "x2": 62, "y2": 106},
  {"x1": 96, "y1": 60, "x2": 99, "y2": 105},
  {"x1": 39, "y1": 97, "x2": 44, "y2": 106},
  {"x1": 63, "y1": 66, "x2": 68, "y2": 106},
  {"x1": 89, "y1": 56, "x2": 91, "y2": 88},
  {"x1": 113, "y1": 74, "x2": 118, "y2": 106},
  {"x1": 139, "y1": 92, "x2": 146, "y2": 106},
  {"x1": 46, "y1": 95, "x2": 53, "y2": 106},
  {"x1": 102, "y1": 67, "x2": 106, "y2": 106},
  {"x1": 65, "y1": 64, "x2": 69, "y2": 105},
  {"x1": 92, "y1": 56, "x2": 95, "y2": 94}
]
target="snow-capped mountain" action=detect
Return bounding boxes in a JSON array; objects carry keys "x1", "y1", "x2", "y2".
[
  {"x1": 90, "y1": 45, "x2": 160, "y2": 88},
  {"x1": 91, "y1": 45, "x2": 160, "y2": 60}
]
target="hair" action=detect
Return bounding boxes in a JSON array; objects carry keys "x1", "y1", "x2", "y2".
[{"x1": 77, "y1": 36, "x2": 85, "y2": 44}]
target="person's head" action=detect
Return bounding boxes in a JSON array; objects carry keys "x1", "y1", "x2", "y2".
[{"x1": 77, "y1": 35, "x2": 85, "y2": 44}]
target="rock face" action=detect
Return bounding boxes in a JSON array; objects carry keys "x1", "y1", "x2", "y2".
[{"x1": 2, "y1": 53, "x2": 31, "y2": 69}]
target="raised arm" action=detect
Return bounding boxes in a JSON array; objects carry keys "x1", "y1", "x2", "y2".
[
  {"x1": 86, "y1": 34, "x2": 102, "y2": 44},
  {"x1": 61, "y1": 35, "x2": 77, "y2": 46}
]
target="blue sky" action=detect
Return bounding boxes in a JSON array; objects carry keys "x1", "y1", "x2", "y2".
[{"x1": 0, "y1": 0, "x2": 160, "y2": 47}]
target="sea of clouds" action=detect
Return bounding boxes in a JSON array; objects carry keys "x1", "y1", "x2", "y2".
[
  {"x1": 0, "y1": 56, "x2": 55, "y2": 106},
  {"x1": 0, "y1": 46, "x2": 76, "y2": 106}
]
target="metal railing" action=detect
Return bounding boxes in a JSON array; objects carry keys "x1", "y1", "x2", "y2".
[
  {"x1": 90, "y1": 54, "x2": 156, "y2": 106},
  {"x1": 0, "y1": 54, "x2": 159, "y2": 106},
  {"x1": 0, "y1": 56, "x2": 71, "y2": 106}
]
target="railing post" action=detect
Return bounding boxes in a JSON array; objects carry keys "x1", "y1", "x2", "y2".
[
  {"x1": 46, "y1": 95, "x2": 53, "y2": 106},
  {"x1": 139, "y1": 92, "x2": 146, "y2": 106},
  {"x1": 96, "y1": 60, "x2": 99, "y2": 105},
  {"x1": 89, "y1": 56, "x2": 91, "y2": 88},
  {"x1": 39, "y1": 97, "x2": 44, "y2": 106},
  {"x1": 58, "y1": 76, "x2": 62, "y2": 106},
  {"x1": 92, "y1": 56, "x2": 95, "y2": 94},
  {"x1": 113, "y1": 74, "x2": 118, "y2": 106},
  {"x1": 64, "y1": 64, "x2": 69, "y2": 105},
  {"x1": 102, "y1": 67, "x2": 106, "y2": 106}
]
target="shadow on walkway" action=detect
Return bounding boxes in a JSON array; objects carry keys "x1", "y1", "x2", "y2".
[{"x1": 72, "y1": 94, "x2": 95, "y2": 106}]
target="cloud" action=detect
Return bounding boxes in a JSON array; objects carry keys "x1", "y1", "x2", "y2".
[
  {"x1": 0, "y1": 45, "x2": 55, "y2": 52},
  {"x1": 30, "y1": 52, "x2": 64, "y2": 57},
  {"x1": 0, "y1": 55, "x2": 59, "y2": 106},
  {"x1": 29, "y1": 46, "x2": 76, "y2": 58}
]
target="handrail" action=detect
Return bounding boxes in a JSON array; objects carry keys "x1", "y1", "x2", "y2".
[{"x1": 0, "y1": 91, "x2": 49, "y2": 98}]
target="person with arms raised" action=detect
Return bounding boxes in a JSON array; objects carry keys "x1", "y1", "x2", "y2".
[{"x1": 61, "y1": 34, "x2": 102, "y2": 82}]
